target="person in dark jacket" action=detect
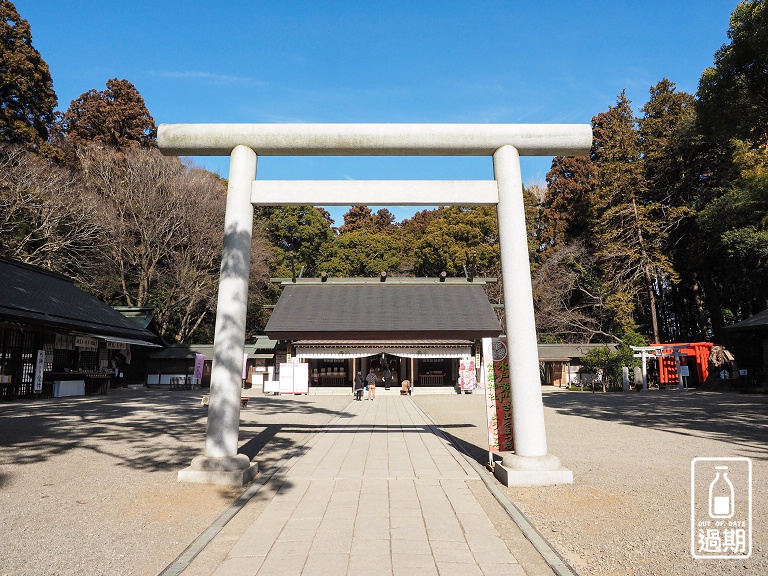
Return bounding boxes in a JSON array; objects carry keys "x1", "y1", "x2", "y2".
[
  {"x1": 383, "y1": 365, "x2": 393, "y2": 390},
  {"x1": 354, "y1": 371, "x2": 365, "y2": 401}
]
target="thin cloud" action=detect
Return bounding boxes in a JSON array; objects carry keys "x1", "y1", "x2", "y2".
[{"x1": 149, "y1": 70, "x2": 263, "y2": 86}]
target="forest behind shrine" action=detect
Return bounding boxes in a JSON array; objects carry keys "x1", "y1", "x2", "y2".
[{"x1": 1, "y1": 0, "x2": 767, "y2": 351}]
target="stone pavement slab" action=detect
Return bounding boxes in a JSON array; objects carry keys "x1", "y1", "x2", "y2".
[{"x1": 189, "y1": 396, "x2": 529, "y2": 576}]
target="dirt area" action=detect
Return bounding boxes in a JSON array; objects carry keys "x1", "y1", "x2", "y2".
[
  {"x1": 1, "y1": 386, "x2": 765, "y2": 576},
  {"x1": 414, "y1": 388, "x2": 768, "y2": 576},
  {"x1": 0, "y1": 389, "x2": 350, "y2": 576}
]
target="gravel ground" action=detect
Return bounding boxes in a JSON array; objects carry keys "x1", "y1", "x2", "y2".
[
  {"x1": 1, "y1": 386, "x2": 765, "y2": 576},
  {"x1": 414, "y1": 387, "x2": 768, "y2": 576},
  {"x1": 0, "y1": 389, "x2": 350, "y2": 576}
]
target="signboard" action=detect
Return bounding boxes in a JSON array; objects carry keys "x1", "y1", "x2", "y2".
[
  {"x1": 279, "y1": 362, "x2": 294, "y2": 394},
  {"x1": 482, "y1": 338, "x2": 514, "y2": 457},
  {"x1": 264, "y1": 379, "x2": 280, "y2": 393},
  {"x1": 679, "y1": 365, "x2": 690, "y2": 377},
  {"x1": 194, "y1": 354, "x2": 205, "y2": 380},
  {"x1": 33, "y1": 350, "x2": 45, "y2": 394},
  {"x1": 75, "y1": 336, "x2": 98, "y2": 350},
  {"x1": 292, "y1": 362, "x2": 309, "y2": 394},
  {"x1": 458, "y1": 357, "x2": 476, "y2": 391},
  {"x1": 55, "y1": 334, "x2": 75, "y2": 350},
  {"x1": 278, "y1": 362, "x2": 310, "y2": 395}
]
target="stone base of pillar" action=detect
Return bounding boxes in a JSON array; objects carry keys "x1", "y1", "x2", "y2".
[
  {"x1": 492, "y1": 452, "x2": 573, "y2": 487},
  {"x1": 177, "y1": 454, "x2": 258, "y2": 486}
]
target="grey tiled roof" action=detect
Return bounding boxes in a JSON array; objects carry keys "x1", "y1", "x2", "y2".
[
  {"x1": 723, "y1": 309, "x2": 768, "y2": 331},
  {"x1": 265, "y1": 283, "x2": 502, "y2": 340},
  {"x1": 537, "y1": 343, "x2": 618, "y2": 361},
  {"x1": 0, "y1": 257, "x2": 157, "y2": 340},
  {"x1": 149, "y1": 344, "x2": 274, "y2": 360}
]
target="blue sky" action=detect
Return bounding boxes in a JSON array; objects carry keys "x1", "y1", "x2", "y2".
[{"x1": 18, "y1": 1, "x2": 737, "y2": 225}]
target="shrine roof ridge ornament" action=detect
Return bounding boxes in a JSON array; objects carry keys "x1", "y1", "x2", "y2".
[{"x1": 157, "y1": 123, "x2": 592, "y2": 157}]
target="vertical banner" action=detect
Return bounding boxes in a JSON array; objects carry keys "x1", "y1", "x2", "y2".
[
  {"x1": 33, "y1": 350, "x2": 45, "y2": 394},
  {"x1": 483, "y1": 338, "x2": 513, "y2": 460},
  {"x1": 459, "y1": 357, "x2": 476, "y2": 392},
  {"x1": 193, "y1": 354, "x2": 205, "y2": 381},
  {"x1": 242, "y1": 353, "x2": 248, "y2": 381}
]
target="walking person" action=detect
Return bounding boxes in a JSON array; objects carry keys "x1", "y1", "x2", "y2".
[
  {"x1": 366, "y1": 368, "x2": 377, "y2": 400},
  {"x1": 383, "y1": 365, "x2": 392, "y2": 390},
  {"x1": 354, "y1": 371, "x2": 365, "y2": 401}
]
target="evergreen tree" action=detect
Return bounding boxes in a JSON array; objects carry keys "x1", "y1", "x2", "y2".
[
  {"x1": 338, "y1": 205, "x2": 373, "y2": 234},
  {"x1": 0, "y1": 0, "x2": 58, "y2": 156},
  {"x1": 262, "y1": 206, "x2": 335, "y2": 278},
  {"x1": 321, "y1": 228, "x2": 404, "y2": 277},
  {"x1": 338, "y1": 205, "x2": 396, "y2": 234},
  {"x1": 57, "y1": 78, "x2": 157, "y2": 161},
  {"x1": 540, "y1": 155, "x2": 595, "y2": 255},
  {"x1": 412, "y1": 206, "x2": 500, "y2": 278},
  {"x1": 638, "y1": 79, "x2": 699, "y2": 339},
  {"x1": 639, "y1": 79, "x2": 696, "y2": 205},
  {"x1": 591, "y1": 91, "x2": 673, "y2": 342},
  {"x1": 697, "y1": 0, "x2": 768, "y2": 146},
  {"x1": 696, "y1": 141, "x2": 768, "y2": 320}
]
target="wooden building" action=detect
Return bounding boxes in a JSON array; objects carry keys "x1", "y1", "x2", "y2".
[
  {"x1": 724, "y1": 310, "x2": 768, "y2": 387},
  {"x1": 0, "y1": 257, "x2": 159, "y2": 399},
  {"x1": 264, "y1": 277, "x2": 503, "y2": 391}
]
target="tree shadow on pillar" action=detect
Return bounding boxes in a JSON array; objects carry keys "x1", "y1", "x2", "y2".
[{"x1": 208, "y1": 226, "x2": 255, "y2": 456}]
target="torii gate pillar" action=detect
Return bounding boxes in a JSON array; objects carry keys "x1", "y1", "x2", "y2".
[
  {"x1": 493, "y1": 145, "x2": 572, "y2": 485},
  {"x1": 160, "y1": 123, "x2": 591, "y2": 486},
  {"x1": 178, "y1": 145, "x2": 259, "y2": 485}
]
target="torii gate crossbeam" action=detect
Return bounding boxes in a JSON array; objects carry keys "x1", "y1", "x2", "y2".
[{"x1": 158, "y1": 123, "x2": 591, "y2": 486}]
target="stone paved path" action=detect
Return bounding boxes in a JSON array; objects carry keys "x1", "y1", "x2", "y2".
[{"x1": 207, "y1": 396, "x2": 525, "y2": 576}]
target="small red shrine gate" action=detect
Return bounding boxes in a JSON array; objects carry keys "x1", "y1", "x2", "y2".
[{"x1": 657, "y1": 342, "x2": 713, "y2": 386}]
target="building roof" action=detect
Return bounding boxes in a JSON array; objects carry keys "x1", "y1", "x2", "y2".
[
  {"x1": 723, "y1": 309, "x2": 768, "y2": 332},
  {"x1": 0, "y1": 257, "x2": 158, "y2": 341},
  {"x1": 113, "y1": 306, "x2": 155, "y2": 330},
  {"x1": 537, "y1": 343, "x2": 618, "y2": 361},
  {"x1": 265, "y1": 281, "x2": 503, "y2": 340},
  {"x1": 149, "y1": 343, "x2": 274, "y2": 360}
]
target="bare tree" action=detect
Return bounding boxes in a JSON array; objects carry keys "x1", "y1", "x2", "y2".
[
  {"x1": 0, "y1": 144, "x2": 102, "y2": 276},
  {"x1": 79, "y1": 146, "x2": 189, "y2": 307},
  {"x1": 78, "y1": 146, "x2": 269, "y2": 342},
  {"x1": 532, "y1": 241, "x2": 616, "y2": 343}
]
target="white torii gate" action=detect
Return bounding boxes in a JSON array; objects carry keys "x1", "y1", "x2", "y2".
[
  {"x1": 158, "y1": 123, "x2": 592, "y2": 486},
  {"x1": 631, "y1": 344, "x2": 691, "y2": 390}
]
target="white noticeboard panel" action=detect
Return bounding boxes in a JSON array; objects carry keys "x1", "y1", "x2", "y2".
[
  {"x1": 263, "y1": 380, "x2": 280, "y2": 393},
  {"x1": 293, "y1": 363, "x2": 309, "y2": 394},
  {"x1": 277, "y1": 362, "x2": 309, "y2": 395},
  {"x1": 679, "y1": 365, "x2": 690, "y2": 377},
  {"x1": 279, "y1": 363, "x2": 294, "y2": 394}
]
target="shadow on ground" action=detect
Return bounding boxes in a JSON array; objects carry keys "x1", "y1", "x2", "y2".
[
  {"x1": 415, "y1": 390, "x2": 768, "y2": 471},
  {"x1": 0, "y1": 390, "x2": 348, "y2": 473},
  {"x1": 542, "y1": 390, "x2": 768, "y2": 457}
]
